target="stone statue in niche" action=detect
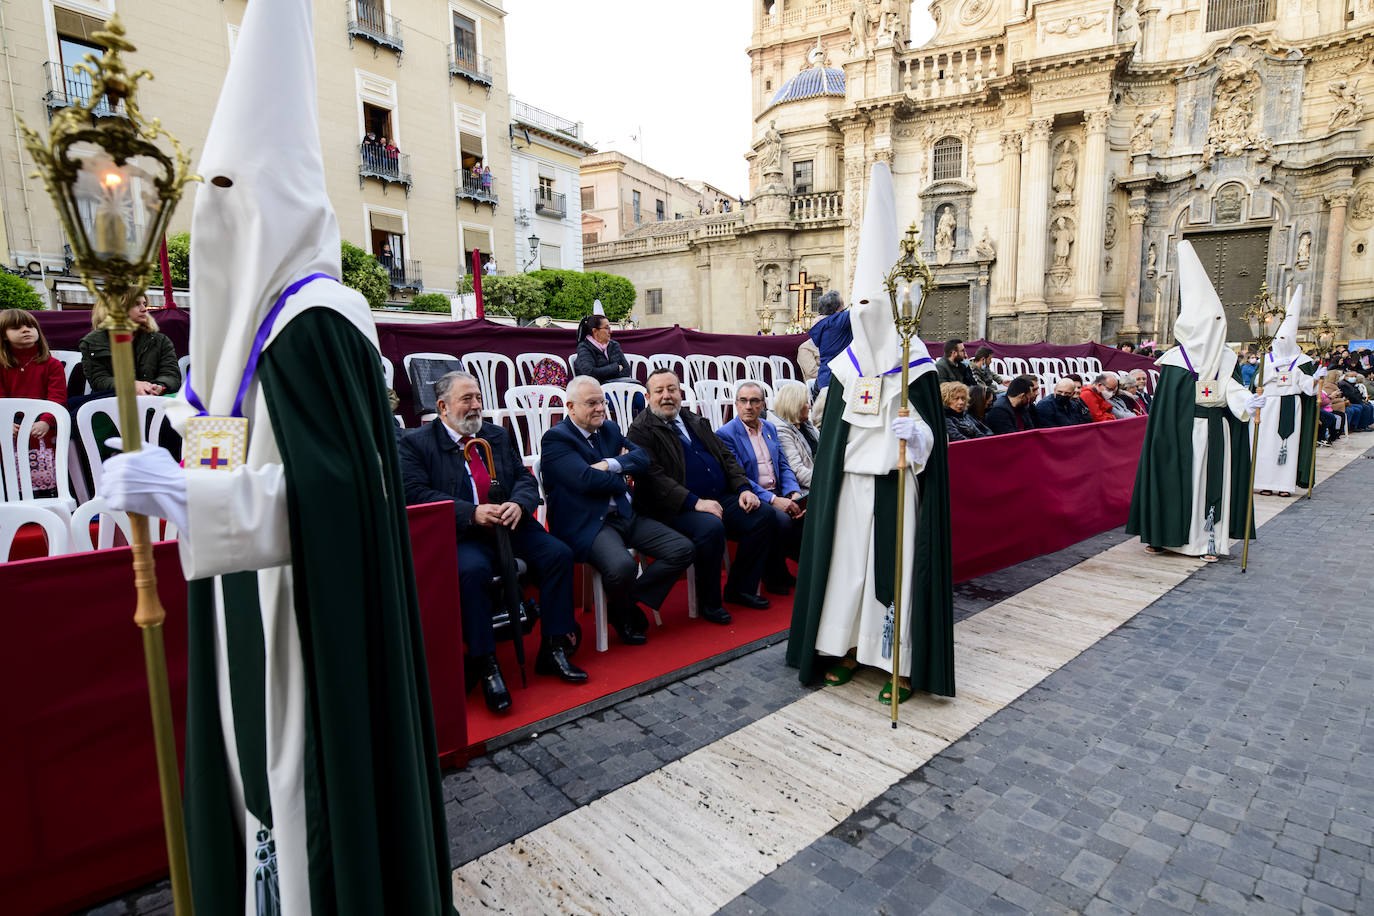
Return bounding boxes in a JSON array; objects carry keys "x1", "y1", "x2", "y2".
[
  {"x1": 1116, "y1": 0, "x2": 1141, "y2": 46},
  {"x1": 1328, "y1": 79, "x2": 1364, "y2": 131},
  {"x1": 1216, "y1": 184, "x2": 1244, "y2": 223},
  {"x1": 935, "y1": 206, "x2": 957, "y2": 265},
  {"x1": 1204, "y1": 46, "x2": 1267, "y2": 165},
  {"x1": 1104, "y1": 208, "x2": 1118, "y2": 249},
  {"x1": 1351, "y1": 184, "x2": 1374, "y2": 228},
  {"x1": 1052, "y1": 145, "x2": 1078, "y2": 204},
  {"x1": 760, "y1": 120, "x2": 783, "y2": 177},
  {"x1": 763, "y1": 265, "x2": 783, "y2": 308},
  {"x1": 975, "y1": 226, "x2": 996, "y2": 260},
  {"x1": 1050, "y1": 216, "x2": 1074, "y2": 268},
  {"x1": 847, "y1": 0, "x2": 869, "y2": 56},
  {"x1": 1146, "y1": 242, "x2": 1157, "y2": 278},
  {"x1": 1296, "y1": 232, "x2": 1312, "y2": 270},
  {"x1": 1129, "y1": 111, "x2": 1157, "y2": 154}
]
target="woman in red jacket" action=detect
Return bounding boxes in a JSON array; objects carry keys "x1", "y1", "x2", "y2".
[{"x1": 1, "y1": 308, "x2": 67, "y2": 441}]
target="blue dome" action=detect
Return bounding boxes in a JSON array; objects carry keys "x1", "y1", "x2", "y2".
[{"x1": 769, "y1": 66, "x2": 845, "y2": 106}]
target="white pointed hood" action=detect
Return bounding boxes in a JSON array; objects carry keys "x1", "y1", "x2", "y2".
[
  {"x1": 1269, "y1": 285, "x2": 1309, "y2": 368},
  {"x1": 171, "y1": 0, "x2": 374, "y2": 429},
  {"x1": 828, "y1": 162, "x2": 933, "y2": 428},
  {"x1": 1161, "y1": 240, "x2": 1234, "y2": 383}
]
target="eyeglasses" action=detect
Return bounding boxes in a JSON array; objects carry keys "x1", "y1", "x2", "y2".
[
  {"x1": 736, "y1": 397, "x2": 765, "y2": 406},
  {"x1": 574, "y1": 399, "x2": 605, "y2": 408}
]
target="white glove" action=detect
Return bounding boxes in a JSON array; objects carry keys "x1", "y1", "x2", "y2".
[
  {"x1": 891, "y1": 416, "x2": 917, "y2": 441},
  {"x1": 1314, "y1": 366, "x2": 1328, "y2": 380},
  {"x1": 1245, "y1": 393, "x2": 1267, "y2": 412},
  {"x1": 102, "y1": 445, "x2": 190, "y2": 535}
]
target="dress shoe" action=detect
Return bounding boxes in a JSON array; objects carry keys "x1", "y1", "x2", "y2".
[
  {"x1": 699, "y1": 605, "x2": 732, "y2": 625},
  {"x1": 535, "y1": 635, "x2": 589, "y2": 683},
  {"x1": 475, "y1": 655, "x2": 511, "y2": 714},
  {"x1": 629, "y1": 604, "x2": 650, "y2": 632},
  {"x1": 610, "y1": 615, "x2": 647, "y2": 646},
  {"x1": 724, "y1": 588, "x2": 771, "y2": 610}
]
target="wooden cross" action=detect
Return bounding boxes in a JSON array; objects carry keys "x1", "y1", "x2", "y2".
[
  {"x1": 200, "y1": 447, "x2": 226, "y2": 469},
  {"x1": 788, "y1": 270, "x2": 817, "y2": 322}
]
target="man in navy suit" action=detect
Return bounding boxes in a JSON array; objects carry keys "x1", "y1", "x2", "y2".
[
  {"x1": 540, "y1": 376, "x2": 694, "y2": 645},
  {"x1": 715, "y1": 381, "x2": 805, "y2": 594},
  {"x1": 399, "y1": 371, "x2": 584, "y2": 714}
]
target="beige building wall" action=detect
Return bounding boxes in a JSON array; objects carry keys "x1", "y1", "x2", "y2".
[
  {"x1": 0, "y1": 0, "x2": 514, "y2": 305},
  {"x1": 579, "y1": 151, "x2": 728, "y2": 244},
  {"x1": 510, "y1": 99, "x2": 595, "y2": 272}
]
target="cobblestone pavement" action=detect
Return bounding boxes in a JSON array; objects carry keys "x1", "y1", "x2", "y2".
[{"x1": 722, "y1": 450, "x2": 1374, "y2": 916}]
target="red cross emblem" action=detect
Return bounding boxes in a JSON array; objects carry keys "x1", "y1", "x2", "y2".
[
  {"x1": 1200, "y1": 386, "x2": 1213, "y2": 398},
  {"x1": 860, "y1": 390, "x2": 874, "y2": 404},
  {"x1": 200, "y1": 447, "x2": 226, "y2": 469}
]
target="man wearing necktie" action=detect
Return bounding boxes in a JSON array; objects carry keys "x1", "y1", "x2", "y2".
[
  {"x1": 541, "y1": 376, "x2": 694, "y2": 645},
  {"x1": 399, "y1": 371, "x2": 583, "y2": 714}
]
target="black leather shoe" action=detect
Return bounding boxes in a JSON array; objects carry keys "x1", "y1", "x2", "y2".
[
  {"x1": 724, "y1": 589, "x2": 771, "y2": 610},
  {"x1": 535, "y1": 635, "x2": 589, "y2": 683},
  {"x1": 699, "y1": 605, "x2": 732, "y2": 625},
  {"x1": 477, "y1": 655, "x2": 511, "y2": 714},
  {"x1": 610, "y1": 616, "x2": 647, "y2": 646},
  {"x1": 629, "y1": 604, "x2": 650, "y2": 632}
]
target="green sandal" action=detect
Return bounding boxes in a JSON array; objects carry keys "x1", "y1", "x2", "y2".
[
  {"x1": 824, "y1": 661, "x2": 857, "y2": 686},
  {"x1": 878, "y1": 681, "x2": 912, "y2": 704}
]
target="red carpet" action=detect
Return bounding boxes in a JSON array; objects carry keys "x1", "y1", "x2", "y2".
[{"x1": 463, "y1": 571, "x2": 795, "y2": 748}]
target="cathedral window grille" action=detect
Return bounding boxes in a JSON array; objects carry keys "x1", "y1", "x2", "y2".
[
  {"x1": 793, "y1": 160, "x2": 813, "y2": 194},
  {"x1": 1205, "y1": 0, "x2": 1275, "y2": 31},
  {"x1": 932, "y1": 137, "x2": 963, "y2": 181},
  {"x1": 647, "y1": 288, "x2": 663, "y2": 315}
]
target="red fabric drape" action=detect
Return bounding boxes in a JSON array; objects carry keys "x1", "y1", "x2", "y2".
[
  {"x1": 0, "y1": 502, "x2": 463, "y2": 914},
  {"x1": 471, "y1": 248, "x2": 484, "y2": 319},
  {"x1": 158, "y1": 236, "x2": 176, "y2": 309}
]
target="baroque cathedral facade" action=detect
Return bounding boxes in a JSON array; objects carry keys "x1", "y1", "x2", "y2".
[{"x1": 584, "y1": 0, "x2": 1374, "y2": 344}]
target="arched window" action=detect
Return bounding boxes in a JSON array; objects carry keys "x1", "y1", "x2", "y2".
[{"x1": 932, "y1": 137, "x2": 962, "y2": 181}]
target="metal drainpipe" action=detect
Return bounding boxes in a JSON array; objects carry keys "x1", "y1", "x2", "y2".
[{"x1": 0, "y1": 0, "x2": 44, "y2": 277}]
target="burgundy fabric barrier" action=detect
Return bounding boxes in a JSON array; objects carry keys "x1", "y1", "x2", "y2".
[
  {"x1": 0, "y1": 501, "x2": 464, "y2": 914},
  {"x1": 949, "y1": 416, "x2": 1149, "y2": 583}
]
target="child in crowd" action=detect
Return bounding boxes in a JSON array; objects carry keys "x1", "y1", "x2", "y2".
[{"x1": 0, "y1": 308, "x2": 67, "y2": 495}]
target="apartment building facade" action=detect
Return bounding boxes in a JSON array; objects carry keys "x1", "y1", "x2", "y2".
[{"x1": 509, "y1": 98, "x2": 594, "y2": 273}]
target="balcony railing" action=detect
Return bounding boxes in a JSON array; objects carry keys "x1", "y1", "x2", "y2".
[
  {"x1": 42, "y1": 61, "x2": 125, "y2": 118},
  {"x1": 534, "y1": 188, "x2": 567, "y2": 219},
  {"x1": 382, "y1": 258, "x2": 422, "y2": 290},
  {"x1": 448, "y1": 44, "x2": 492, "y2": 86},
  {"x1": 347, "y1": 1, "x2": 403, "y2": 56},
  {"x1": 899, "y1": 43, "x2": 1006, "y2": 101},
  {"x1": 790, "y1": 191, "x2": 843, "y2": 222},
  {"x1": 511, "y1": 98, "x2": 583, "y2": 140},
  {"x1": 358, "y1": 143, "x2": 412, "y2": 194},
  {"x1": 456, "y1": 169, "x2": 498, "y2": 209}
]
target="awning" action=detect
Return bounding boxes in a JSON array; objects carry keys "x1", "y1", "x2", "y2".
[{"x1": 369, "y1": 212, "x2": 406, "y2": 234}]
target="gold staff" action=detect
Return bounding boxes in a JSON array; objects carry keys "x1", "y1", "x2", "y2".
[
  {"x1": 1239, "y1": 284, "x2": 1286, "y2": 574},
  {"x1": 880, "y1": 224, "x2": 933, "y2": 727},
  {"x1": 21, "y1": 18, "x2": 198, "y2": 912},
  {"x1": 1305, "y1": 316, "x2": 1338, "y2": 499}
]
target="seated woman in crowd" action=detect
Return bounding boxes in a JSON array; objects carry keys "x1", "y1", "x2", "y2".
[
  {"x1": 770, "y1": 382, "x2": 819, "y2": 494},
  {"x1": 1113, "y1": 377, "x2": 1147, "y2": 417},
  {"x1": 967, "y1": 384, "x2": 995, "y2": 425},
  {"x1": 941, "y1": 381, "x2": 993, "y2": 441},
  {"x1": 572, "y1": 313, "x2": 634, "y2": 383},
  {"x1": 79, "y1": 295, "x2": 180, "y2": 398},
  {"x1": 1317, "y1": 388, "x2": 1341, "y2": 446}
]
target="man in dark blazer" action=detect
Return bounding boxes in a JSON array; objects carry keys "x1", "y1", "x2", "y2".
[
  {"x1": 984, "y1": 375, "x2": 1043, "y2": 435},
  {"x1": 1130, "y1": 369, "x2": 1153, "y2": 413},
  {"x1": 715, "y1": 381, "x2": 805, "y2": 594},
  {"x1": 399, "y1": 371, "x2": 584, "y2": 715},
  {"x1": 627, "y1": 370, "x2": 779, "y2": 620},
  {"x1": 540, "y1": 376, "x2": 694, "y2": 645}
]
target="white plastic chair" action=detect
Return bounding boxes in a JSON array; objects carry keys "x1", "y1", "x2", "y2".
[
  {"x1": 51, "y1": 349, "x2": 84, "y2": 394},
  {"x1": 989, "y1": 357, "x2": 1009, "y2": 378},
  {"x1": 602, "y1": 381, "x2": 646, "y2": 429},
  {"x1": 0, "y1": 398, "x2": 78, "y2": 515},
  {"x1": 745, "y1": 355, "x2": 773, "y2": 387},
  {"x1": 693, "y1": 380, "x2": 735, "y2": 429},
  {"x1": 648, "y1": 353, "x2": 688, "y2": 384},
  {"x1": 178, "y1": 355, "x2": 193, "y2": 390},
  {"x1": 623, "y1": 353, "x2": 651, "y2": 384},
  {"x1": 0, "y1": 503, "x2": 69, "y2": 559},
  {"x1": 402, "y1": 351, "x2": 463, "y2": 415},
  {"x1": 716, "y1": 355, "x2": 749, "y2": 386},
  {"x1": 69, "y1": 495, "x2": 170, "y2": 551},
  {"x1": 769, "y1": 355, "x2": 798, "y2": 384},
  {"x1": 684, "y1": 354, "x2": 719, "y2": 391},
  {"x1": 515, "y1": 352, "x2": 568, "y2": 386},
  {"x1": 505, "y1": 385, "x2": 566, "y2": 466},
  {"x1": 586, "y1": 548, "x2": 697, "y2": 652},
  {"x1": 75, "y1": 396, "x2": 175, "y2": 495},
  {"x1": 462, "y1": 352, "x2": 516, "y2": 425}
]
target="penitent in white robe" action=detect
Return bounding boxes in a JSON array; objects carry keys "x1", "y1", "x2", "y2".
[{"x1": 1252, "y1": 354, "x2": 1317, "y2": 494}]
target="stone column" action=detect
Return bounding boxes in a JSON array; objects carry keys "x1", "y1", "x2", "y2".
[
  {"x1": 1121, "y1": 199, "x2": 1148, "y2": 337},
  {"x1": 1320, "y1": 189, "x2": 1351, "y2": 320},
  {"x1": 1009, "y1": 0, "x2": 1028, "y2": 19},
  {"x1": 1017, "y1": 117, "x2": 1053, "y2": 310},
  {"x1": 1072, "y1": 110, "x2": 1111, "y2": 308},
  {"x1": 993, "y1": 131, "x2": 1022, "y2": 310}
]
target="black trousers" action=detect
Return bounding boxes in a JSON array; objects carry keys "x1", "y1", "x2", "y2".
[
  {"x1": 764, "y1": 503, "x2": 804, "y2": 585},
  {"x1": 667, "y1": 492, "x2": 778, "y2": 610},
  {"x1": 456, "y1": 520, "x2": 573, "y2": 657},
  {"x1": 586, "y1": 512, "x2": 694, "y2": 620}
]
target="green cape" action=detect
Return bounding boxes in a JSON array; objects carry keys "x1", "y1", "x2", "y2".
[
  {"x1": 183, "y1": 308, "x2": 455, "y2": 915},
  {"x1": 784, "y1": 373, "x2": 955, "y2": 695},
  {"x1": 1126, "y1": 363, "x2": 1255, "y2": 546}
]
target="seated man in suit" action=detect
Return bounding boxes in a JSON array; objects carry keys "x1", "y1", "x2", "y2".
[
  {"x1": 399, "y1": 371, "x2": 584, "y2": 715},
  {"x1": 541, "y1": 376, "x2": 694, "y2": 645},
  {"x1": 627, "y1": 370, "x2": 779, "y2": 621},
  {"x1": 715, "y1": 381, "x2": 805, "y2": 595}
]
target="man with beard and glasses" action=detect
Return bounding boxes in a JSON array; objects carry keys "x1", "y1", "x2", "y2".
[{"x1": 399, "y1": 371, "x2": 583, "y2": 714}]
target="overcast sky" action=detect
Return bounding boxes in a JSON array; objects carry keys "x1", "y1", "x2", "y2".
[{"x1": 505, "y1": 1, "x2": 935, "y2": 198}]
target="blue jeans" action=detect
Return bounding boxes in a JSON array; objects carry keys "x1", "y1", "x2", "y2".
[{"x1": 1348, "y1": 402, "x2": 1373, "y2": 430}]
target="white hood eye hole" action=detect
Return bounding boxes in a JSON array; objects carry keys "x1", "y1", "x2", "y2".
[{"x1": 211, "y1": 175, "x2": 234, "y2": 188}]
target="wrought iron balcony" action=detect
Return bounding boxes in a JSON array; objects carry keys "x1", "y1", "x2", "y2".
[
  {"x1": 534, "y1": 188, "x2": 567, "y2": 219},
  {"x1": 42, "y1": 61, "x2": 125, "y2": 119},
  {"x1": 511, "y1": 99, "x2": 583, "y2": 140},
  {"x1": 456, "y1": 170, "x2": 498, "y2": 209},
  {"x1": 358, "y1": 143, "x2": 411, "y2": 194},
  {"x1": 383, "y1": 258, "x2": 422, "y2": 290},
  {"x1": 449, "y1": 44, "x2": 492, "y2": 86},
  {"x1": 347, "y1": 1, "x2": 403, "y2": 57}
]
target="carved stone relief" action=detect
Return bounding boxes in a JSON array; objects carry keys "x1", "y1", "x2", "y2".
[
  {"x1": 1041, "y1": 12, "x2": 1107, "y2": 38},
  {"x1": 1130, "y1": 111, "x2": 1158, "y2": 154},
  {"x1": 1104, "y1": 206, "x2": 1118, "y2": 249},
  {"x1": 1350, "y1": 183, "x2": 1374, "y2": 228},
  {"x1": 1203, "y1": 43, "x2": 1273, "y2": 164},
  {"x1": 1328, "y1": 79, "x2": 1365, "y2": 131},
  {"x1": 1215, "y1": 183, "x2": 1246, "y2": 223},
  {"x1": 959, "y1": 0, "x2": 992, "y2": 26},
  {"x1": 1296, "y1": 232, "x2": 1312, "y2": 270},
  {"x1": 1116, "y1": 0, "x2": 1141, "y2": 46}
]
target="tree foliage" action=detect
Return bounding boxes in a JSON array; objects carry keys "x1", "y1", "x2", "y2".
[
  {"x1": 341, "y1": 240, "x2": 391, "y2": 310},
  {"x1": 483, "y1": 269, "x2": 635, "y2": 323},
  {"x1": 147, "y1": 232, "x2": 190, "y2": 289},
  {"x1": 409, "y1": 292, "x2": 451, "y2": 313},
  {"x1": 0, "y1": 272, "x2": 45, "y2": 310},
  {"x1": 481, "y1": 274, "x2": 547, "y2": 323}
]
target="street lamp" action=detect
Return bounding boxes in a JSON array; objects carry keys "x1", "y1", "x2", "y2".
[
  {"x1": 524, "y1": 232, "x2": 540, "y2": 272},
  {"x1": 20, "y1": 17, "x2": 197, "y2": 913},
  {"x1": 1237, "y1": 283, "x2": 1287, "y2": 573}
]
